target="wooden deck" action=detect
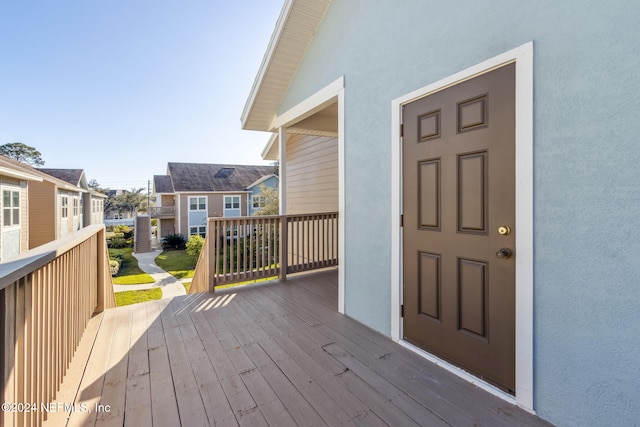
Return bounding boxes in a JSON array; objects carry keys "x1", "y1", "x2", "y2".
[{"x1": 46, "y1": 269, "x2": 551, "y2": 426}]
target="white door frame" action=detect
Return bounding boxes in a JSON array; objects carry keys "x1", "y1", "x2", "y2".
[{"x1": 390, "y1": 42, "x2": 534, "y2": 412}]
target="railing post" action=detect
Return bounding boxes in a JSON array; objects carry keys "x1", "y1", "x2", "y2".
[
  {"x1": 95, "y1": 226, "x2": 107, "y2": 313},
  {"x1": 207, "y1": 218, "x2": 215, "y2": 293},
  {"x1": 279, "y1": 215, "x2": 288, "y2": 282}
]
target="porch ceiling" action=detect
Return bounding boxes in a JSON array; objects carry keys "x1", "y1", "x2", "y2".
[
  {"x1": 261, "y1": 102, "x2": 339, "y2": 160},
  {"x1": 241, "y1": 0, "x2": 331, "y2": 132}
]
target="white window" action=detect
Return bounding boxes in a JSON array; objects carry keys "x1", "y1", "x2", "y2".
[
  {"x1": 189, "y1": 197, "x2": 206, "y2": 211},
  {"x1": 189, "y1": 226, "x2": 206, "y2": 237},
  {"x1": 61, "y1": 196, "x2": 69, "y2": 218},
  {"x1": 2, "y1": 189, "x2": 20, "y2": 227},
  {"x1": 73, "y1": 198, "x2": 79, "y2": 217},
  {"x1": 252, "y1": 195, "x2": 265, "y2": 209},
  {"x1": 224, "y1": 195, "x2": 240, "y2": 210}
]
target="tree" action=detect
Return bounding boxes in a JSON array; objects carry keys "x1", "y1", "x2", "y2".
[
  {"x1": 116, "y1": 188, "x2": 147, "y2": 216},
  {"x1": 88, "y1": 179, "x2": 108, "y2": 194},
  {"x1": 106, "y1": 188, "x2": 147, "y2": 218},
  {"x1": 252, "y1": 184, "x2": 279, "y2": 216},
  {"x1": 0, "y1": 142, "x2": 45, "y2": 166}
]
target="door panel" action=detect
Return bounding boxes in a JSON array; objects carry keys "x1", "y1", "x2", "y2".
[{"x1": 402, "y1": 63, "x2": 516, "y2": 393}]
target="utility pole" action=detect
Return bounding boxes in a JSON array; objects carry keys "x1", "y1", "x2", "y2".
[{"x1": 147, "y1": 180, "x2": 151, "y2": 215}]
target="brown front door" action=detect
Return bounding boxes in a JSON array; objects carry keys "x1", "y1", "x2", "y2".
[{"x1": 402, "y1": 63, "x2": 516, "y2": 393}]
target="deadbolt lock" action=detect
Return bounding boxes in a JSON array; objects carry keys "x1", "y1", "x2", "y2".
[
  {"x1": 498, "y1": 226, "x2": 511, "y2": 235},
  {"x1": 496, "y1": 248, "x2": 512, "y2": 259}
]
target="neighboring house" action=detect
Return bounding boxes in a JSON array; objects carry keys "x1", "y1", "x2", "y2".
[
  {"x1": 104, "y1": 189, "x2": 124, "y2": 220},
  {"x1": 151, "y1": 163, "x2": 277, "y2": 238},
  {"x1": 0, "y1": 156, "x2": 42, "y2": 260},
  {"x1": 246, "y1": 173, "x2": 279, "y2": 216},
  {"x1": 241, "y1": 2, "x2": 640, "y2": 426},
  {"x1": 38, "y1": 168, "x2": 106, "y2": 227},
  {"x1": 0, "y1": 156, "x2": 95, "y2": 251},
  {"x1": 28, "y1": 169, "x2": 88, "y2": 248}
]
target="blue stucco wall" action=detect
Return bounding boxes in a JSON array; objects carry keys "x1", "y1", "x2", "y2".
[{"x1": 275, "y1": 1, "x2": 640, "y2": 425}]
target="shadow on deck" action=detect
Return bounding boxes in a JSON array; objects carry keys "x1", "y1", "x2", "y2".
[{"x1": 46, "y1": 269, "x2": 551, "y2": 426}]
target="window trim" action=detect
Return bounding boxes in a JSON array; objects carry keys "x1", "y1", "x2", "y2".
[
  {"x1": 223, "y1": 195, "x2": 241, "y2": 212},
  {"x1": 189, "y1": 196, "x2": 207, "y2": 212},
  {"x1": 61, "y1": 196, "x2": 69, "y2": 219},
  {"x1": 252, "y1": 195, "x2": 265, "y2": 209},
  {"x1": 2, "y1": 188, "x2": 21, "y2": 229},
  {"x1": 189, "y1": 225, "x2": 206, "y2": 238}
]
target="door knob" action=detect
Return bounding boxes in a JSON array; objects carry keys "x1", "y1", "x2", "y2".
[
  {"x1": 496, "y1": 248, "x2": 512, "y2": 259},
  {"x1": 498, "y1": 226, "x2": 511, "y2": 235}
]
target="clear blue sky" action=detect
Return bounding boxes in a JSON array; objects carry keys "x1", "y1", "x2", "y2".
[{"x1": 0, "y1": 0, "x2": 283, "y2": 190}]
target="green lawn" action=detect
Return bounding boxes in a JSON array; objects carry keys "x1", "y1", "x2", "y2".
[
  {"x1": 155, "y1": 250, "x2": 197, "y2": 279},
  {"x1": 115, "y1": 288, "x2": 162, "y2": 306},
  {"x1": 109, "y1": 248, "x2": 155, "y2": 285}
]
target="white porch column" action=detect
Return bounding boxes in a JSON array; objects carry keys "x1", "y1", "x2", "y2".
[{"x1": 278, "y1": 127, "x2": 287, "y2": 215}]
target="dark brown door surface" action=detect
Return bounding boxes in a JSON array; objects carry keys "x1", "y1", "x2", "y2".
[{"x1": 402, "y1": 63, "x2": 516, "y2": 393}]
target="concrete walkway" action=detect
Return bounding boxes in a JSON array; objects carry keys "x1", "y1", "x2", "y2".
[{"x1": 112, "y1": 249, "x2": 187, "y2": 299}]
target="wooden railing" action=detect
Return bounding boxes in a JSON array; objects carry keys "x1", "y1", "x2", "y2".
[
  {"x1": 189, "y1": 227, "x2": 212, "y2": 294},
  {"x1": 0, "y1": 225, "x2": 115, "y2": 427},
  {"x1": 189, "y1": 212, "x2": 338, "y2": 292},
  {"x1": 149, "y1": 206, "x2": 176, "y2": 217}
]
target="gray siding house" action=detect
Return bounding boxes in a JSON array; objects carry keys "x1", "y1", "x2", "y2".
[
  {"x1": 38, "y1": 168, "x2": 106, "y2": 228},
  {"x1": 152, "y1": 163, "x2": 276, "y2": 238},
  {"x1": 241, "y1": 1, "x2": 640, "y2": 426},
  {"x1": 0, "y1": 156, "x2": 42, "y2": 260}
]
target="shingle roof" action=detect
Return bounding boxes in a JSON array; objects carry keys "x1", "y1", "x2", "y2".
[
  {"x1": 38, "y1": 169, "x2": 84, "y2": 186},
  {"x1": 0, "y1": 158, "x2": 84, "y2": 191},
  {"x1": 153, "y1": 175, "x2": 175, "y2": 193},
  {"x1": 166, "y1": 163, "x2": 275, "y2": 192}
]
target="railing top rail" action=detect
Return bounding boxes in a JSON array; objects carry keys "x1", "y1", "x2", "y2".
[
  {"x1": 0, "y1": 224, "x2": 106, "y2": 291},
  {"x1": 206, "y1": 212, "x2": 339, "y2": 222}
]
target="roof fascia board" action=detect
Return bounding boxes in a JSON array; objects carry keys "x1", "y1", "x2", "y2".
[
  {"x1": 246, "y1": 174, "x2": 278, "y2": 189},
  {"x1": 261, "y1": 133, "x2": 278, "y2": 159},
  {"x1": 241, "y1": 0, "x2": 295, "y2": 127},
  {"x1": 0, "y1": 166, "x2": 43, "y2": 182}
]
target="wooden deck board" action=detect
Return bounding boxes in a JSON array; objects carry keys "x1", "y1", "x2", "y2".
[
  {"x1": 52, "y1": 269, "x2": 552, "y2": 427},
  {"x1": 123, "y1": 304, "x2": 152, "y2": 427},
  {"x1": 146, "y1": 300, "x2": 181, "y2": 427}
]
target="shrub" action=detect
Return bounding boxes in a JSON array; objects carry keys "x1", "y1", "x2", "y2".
[
  {"x1": 108, "y1": 237, "x2": 128, "y2": 249},
  {"x1": 186, "y1": 235, "x2": 205, "y2": 258},
  {"x1": 109, "y1": 259, "x2": 121, "y2": 276},
  {"x1": 114, "y1": 225, "x2": 129, "y2": 233},
  {"x1": 162, "y1": 233, "x2": 186, "y2": 250},
  {"x1": 109, "y1": 251, "x2": 124, "y2": 262}
]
